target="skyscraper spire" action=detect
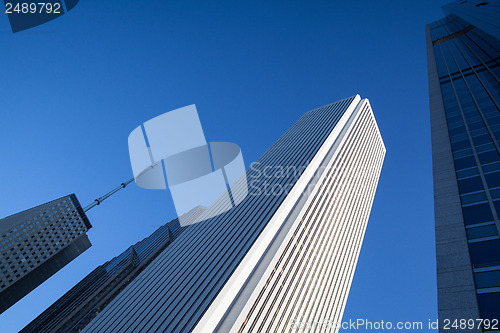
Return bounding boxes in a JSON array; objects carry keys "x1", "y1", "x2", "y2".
[{"x1": 83, "y1": 177, "x2": 135, "y2": 212}]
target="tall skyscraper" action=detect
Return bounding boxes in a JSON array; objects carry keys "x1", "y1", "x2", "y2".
[
  {"x1": 0, "y1": 194, "x2": 92, "y2": 314},
  {"x1": 427, "y1": 4, "x2": 500, "y2": 331},
  {"x1": 79, "y1": 95, "x2": 385, "y2": 333}
]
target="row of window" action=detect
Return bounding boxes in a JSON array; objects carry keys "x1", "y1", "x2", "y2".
[
  {"x1": 470, "y1": 238, "x2": 500, "y2": 267},
  {"x1": 457, "y1": 161, "x2": 500, "y2": 179},
  {"x1": 457, "y1": 171, "x2": 500, "y2": 195},
  {"x1": 467, "y1": 223, "x2": 498, "y2": 240},
  {"x1": 475, "y1": 269, "x2": 500, "y2": 289},
  {"x1": 455, "y1": 150, "x2": 500, "y2": 170},
  {"x1": 434, "y1": 28, "x2": 500, "y2": 80}
]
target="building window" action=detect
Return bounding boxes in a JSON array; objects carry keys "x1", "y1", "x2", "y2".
[
  {"x1": 458, "y1": 176, "x2": 484, "y2": 194},
  {"x1": 461, "y1": 191, "x2": 488, "y2": 205},
  {"x1": 467, "y1": 224, "x2": 498, "y2": 240},
  {"x1": 462, "y1": 202, "x2": 494, "y2": 225},
  {"x1": 475, "y1": 270, "x2": 500, "y2": 289}
]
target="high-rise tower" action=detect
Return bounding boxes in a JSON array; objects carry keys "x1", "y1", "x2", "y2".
[
  {"x1": 80, "y1": 95, "x2": 385, "y2": 333},
  {"x1": 0, "y1": 165, "x2": 139, "y2": 314},
  {"x1": 0, "y1": 194, "x2": 92, "y2": 314},
  {"x1": 427, "y1": 3, "x2": 500, "y2": 331}
]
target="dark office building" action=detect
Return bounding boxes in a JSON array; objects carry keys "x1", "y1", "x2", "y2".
[
  {"x1": 0, "y1": 194, "x2": 92, "y2": 314},
  {"x1": 21, "y1": 217, "x2": 184, "y2": 333},
  {"x1": 427, "y1": 2, "x2": 500, "y2": 331}
]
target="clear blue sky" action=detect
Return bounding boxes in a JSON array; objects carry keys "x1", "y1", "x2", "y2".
[{"x1": 0, "y1": 1, "x2": 449, "y2": 331}]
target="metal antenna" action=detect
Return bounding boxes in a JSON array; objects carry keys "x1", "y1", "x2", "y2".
[
  {"x1": 84, "y1": 177, "x2": 135, "y2": 212},
  {"x1": 83, "y1": 164, "x2": 158, "y2": 212}
]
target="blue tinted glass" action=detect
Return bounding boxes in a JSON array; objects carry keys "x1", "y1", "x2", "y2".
[
  {"x1": 456, "y1": 36, "x2": 481, "y2": 67},
  {"x1": 448, "y1": 40, "x2": 469, "y2": 69},
  {"x1": 476, "y1": 143, "x2": 496, "y2": 153},
  {"x1": 430, "y1": 28, "x2": 438, "y2": 41},
  {"x1": 471, "y1": 30, "x2": 499, "y2": 60},
  {"x1": 452, "y1": 139, "x2": 470, "y2": 151},
  {"x1": 463, "y1": 33, "x2": 490, "y2": 62},
  {"x1": 474, "y1": 29, "x2": 500, "y2": 55},
  {"x1": 467, "y1": 224, "x2": 498, "y2": 240},
  {"x1": 450, "y1": 133, "x2": 468, "y2": 142},
  {"x1": 448, "y1": 121, "x2": 464, "y2": 129},
  {"x1": 487, "y1": 116, "x2": 500, "y2": 127},
  {"x1": 485, "y1": 172, "x2": 500, "y2": 189},
  {"x1": 473, "y1": 134, "x2": 493, "y2": 146},
  {"x1": 477, "y1": 293, "x2": 500, "y2": 321},
  {"x1": 466, "y1": 115, "x2": 482, "y2": 123},
  {"x1": 469, "y1": 239, "x2": 500, "y2": 267},
  {"x1": 468, "y1": 121, "x2": 486, "y2": 131},
  {"x1": 449, "y1": 126, "x2": 466, "y2": 136},
  {"x1": 447, "y1": 114, "x2": 462, "y2": 122},
  {"x1": 455, "y1": 156, "x2": 477, "y2": 170},
  {"x1": 462, "y1": 203, "x2": 494, "y2": 225},
  {"x1": 435, "y1": 45, "x2": 449, "y2": 78},
  {"x1": 457, "y1": 167, "x2": 479, "y2": 179},
  {"x1": 479, "y1": 150, "x2": 500, "y2": 165},
  {"x1": 494, "y1": 201, "x2": 500, "y2": 216},
  {"x1": 491, "y1": 191, "x2": 500, "y2": 200},
  {"x1": 483, "y1": 162, "x2": 500, "y2": 173},
  {"x1": 474, "y1": 270, "x2": 500, "y2": 289},
  {"x1": 442, "y1": 42, "x2": 459, "y2": 73},
  {"x1": 461, "y1": 191, "x2": 488, "y2": 205},
  {"x1": 470, "y1": 128, "x2": 488, "y2": 137},
  {"x1": 477, "y1": 71, "x2": 500, "y2": 105},
  {"x1": 453, "y1": 148, "x2": 473, "y2": 158}
]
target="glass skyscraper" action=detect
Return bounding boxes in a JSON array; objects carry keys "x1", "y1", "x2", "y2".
[
  {"x1": 427, "y1": 2, "x2": 500, "y2": 331},
  {"x1": 0, "y1": 194, "x2": 92, "y2": 314},
  {"x1": 78, "y1": 95, "x2": 385, "y2": 332}
]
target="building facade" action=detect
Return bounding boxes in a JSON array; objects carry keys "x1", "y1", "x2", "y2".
[
  {"x1": 79, "y1": 95, "x2": 385, "y2": 333},
  {"x1": 0, "y1": 194, "x2": 92, "y2": 314},
  {"x1": 442, "y1": 0, "x2": 500, "y2": 41},
  {"x1": 21, "y1": 217, "x2": 184, "y2": 333},
  {"x1": 427, "y1": 7, "x2": 500, "y2": 332}
]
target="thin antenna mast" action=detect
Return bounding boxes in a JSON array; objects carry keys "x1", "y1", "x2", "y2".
[
  {"x1": 83, "y1": 177, "x2": 135, "y2": 212},
  {"x1": 83, "y1": 164, "x2": 158, "y2": 212}
]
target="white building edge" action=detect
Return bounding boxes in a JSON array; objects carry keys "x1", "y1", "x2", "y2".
[{"x1": 194, "y1": 95, "x2": 386, "y2": 332}]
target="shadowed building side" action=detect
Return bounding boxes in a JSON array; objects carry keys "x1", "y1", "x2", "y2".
[{"x1": 0, "y1": 194, "x2": 92, "y2": 314}]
